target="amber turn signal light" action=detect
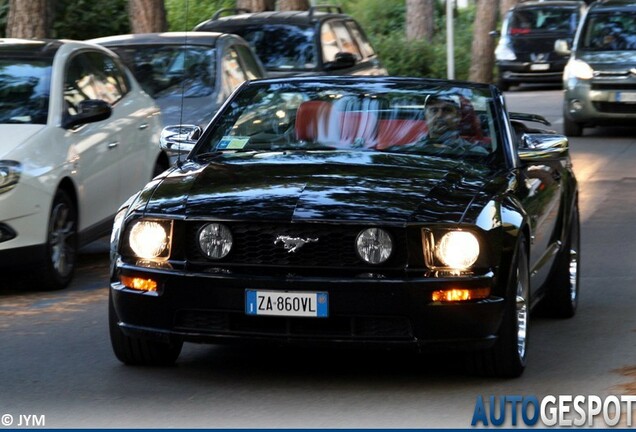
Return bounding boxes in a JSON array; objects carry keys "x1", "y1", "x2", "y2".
[
  {"x1": 431, "y1": 287, "x2": 490, "y2": 302},
  {"x1": 120, "y1": 275, "x2": 157, "y2": 292}
]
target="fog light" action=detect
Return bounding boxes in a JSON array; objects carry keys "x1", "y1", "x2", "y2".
[
  {"x1": 120, "y1": 275, "x2": 157, "y2": 292},
  {"x1": 431, "y1": 287, "x2": 490, "y2": 302},
  {"x1": 569, "y1": 99, "x2": 583, "y2": 112}
]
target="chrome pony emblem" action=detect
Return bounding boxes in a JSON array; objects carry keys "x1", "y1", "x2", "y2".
[{"x1": 274, "y1": 235, "x2": 318, "y2": 253}]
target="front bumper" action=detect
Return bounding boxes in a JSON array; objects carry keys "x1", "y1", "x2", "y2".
[
  {"x1": 498, "y1": 61, "x2": 565, "y2": 84},
  {"x1": 564, "y1": 77, "x2": 636, "y2": 124},
  {"x1": 111, "y1": 265, "x2": 506, "y2": 351}
]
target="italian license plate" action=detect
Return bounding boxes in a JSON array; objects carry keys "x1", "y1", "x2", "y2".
[
  {"x1": 530, "y1": 63, "x2": 549, "y2": 71},
  {"x1": 617, "y1": 92, "x2": 636, "y2": 103},
  {"x1": 245, "y1": 290, "x2": 328, "y2": 317}
]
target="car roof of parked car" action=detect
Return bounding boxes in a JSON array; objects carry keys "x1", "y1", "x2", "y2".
[
  {"x1": 0, "y1": 38, "x2": 80, "y2": 59},
  {"x1": 194, "y1": 6, "x2": 351, "y2": 31},
  {"x1": 89, "y1": 32, "x2": 235, "y2": 48}
]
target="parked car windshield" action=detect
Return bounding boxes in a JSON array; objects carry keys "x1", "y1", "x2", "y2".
[
  {"x1": 227, "y1": 24, "x2": 317, "y2": 71},
  {"x1": 196, "y1": 80, "x2": 499, "y2": 161},
  {"x1": 579, "y1": 11, "x2": 636, "y2": 50},
  {"x1": 0, "y1": 58, "x2": 51, "y2": 124},
  {"x1": 107, "y1": 45, "x2": 216, "y2": 98},
  {"x1": 508, "y1": 6, "x2": 580, "y2": 35}
]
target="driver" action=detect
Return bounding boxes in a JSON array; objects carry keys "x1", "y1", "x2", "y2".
[{"x1": 421, "y1": 95, "x2": 489, "y2": 154}]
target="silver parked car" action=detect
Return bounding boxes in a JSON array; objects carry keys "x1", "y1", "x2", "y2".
[
  {"x1": 557, "y1": 0, "x2": 636, "y2": 136},
  {"x1": 91, "y1": 32, "x2": 267, "y2": 162}
]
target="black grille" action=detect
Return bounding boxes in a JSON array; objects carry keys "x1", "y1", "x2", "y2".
[
  {"x1": 174, "y1": 310, "x2": 413, "y2": 340},
  {"x1": 185, "y1": 222, "x2": 405, "y2": 268},
  {"x1": 593, "y1": 102, "x2": 636, "y2": 113},
  {"x1": 591, "y1": 83, "x2": 636, "y2": 91}
]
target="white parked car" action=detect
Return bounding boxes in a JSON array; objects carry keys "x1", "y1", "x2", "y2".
[{"x1": 0, "y1": 38, "x2": 168, "y2": 290}]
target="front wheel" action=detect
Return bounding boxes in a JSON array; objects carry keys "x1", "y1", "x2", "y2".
[
  {"x1": 40, "y1": 189, "x2": 78, "y2": 290},
  {"x1": 109, "y1": 292, "x2": 183, "y2": 366},
  {"x1": 542, "y1": 202, "x2": 580, "y2": 318},
  {"x1": 563, "y1": 113, "x2": 583, "y2": 137},
  {"x1": 470, "y1": 237, "x2": 530, "y2": 378}
]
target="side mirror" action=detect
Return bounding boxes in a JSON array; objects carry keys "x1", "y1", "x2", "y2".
[
  {"x1": 159, "y1": 124, "x2": 202, "y2": 159},
  {"x1": 63, "y1": 99, "x2": 112, "y2": 129},
  {"x1": 518, "y1": 133, "x2": 569, "y2": 161},
  {"x1": 489, "y1": 30, "x2": 501, "y2": 38},
  {"x1": 324, "y1": 52, "x2": 357, "y2": 70},
  {"x1": 554, "y1": 39, "x2": 571, "y2": 56}
]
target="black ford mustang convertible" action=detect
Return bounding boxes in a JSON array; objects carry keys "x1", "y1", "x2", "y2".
[{"x1": 109, "y1": 76, "x2": 579, "y2": 378}]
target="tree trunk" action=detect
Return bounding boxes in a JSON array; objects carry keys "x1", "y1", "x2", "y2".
[
  {"x1": 500, "y1": 0, "x2": 519, "y2": 21},
  {"x1": 469, "y1": 0, "x2": 498, "y2": 83},
  {"x1": 129, "y1": 0, "x2": 167, "y2": 33},
  {"x1": 237, "y1": 0, "x2": 276, "y2": 11},
  {"x1": 6, "y1": 0, "x2": 49, "y2": 38},
  {"x1": 277, "y1": 0, "x2": 310, "y2": 11},
  {"x1": 406, "y1": 0, "x2": 434, "y2": 42}
]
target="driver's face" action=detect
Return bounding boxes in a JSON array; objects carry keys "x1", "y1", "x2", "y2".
[{"x1": 425, "y1": 100, "x2": 461, "y2": 138}]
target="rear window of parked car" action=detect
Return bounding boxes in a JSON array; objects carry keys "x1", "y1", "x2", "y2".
[{"x1": 508, "y1": 6, "x2": 580, "y2": 34}]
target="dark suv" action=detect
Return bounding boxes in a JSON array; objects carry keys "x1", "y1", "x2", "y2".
[
  {"x1": 492, "y1": 0, "x2": 587, "y2": 90},
  {"x1": 193, "y1": 5, "x2": 387, "y2": 77}
]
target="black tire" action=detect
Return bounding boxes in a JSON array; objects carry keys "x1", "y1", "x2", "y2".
[
  {"x1": 153, "y1": 157, "x2": 169, "y2": 178},
  {"x1": 40, "y1": 189, "x2": 78, "y2": 290},
  {"x1": 109, "y1": 292, "x2": 183, "y2": 366},
  {"x1": 563, "y1": 113, "x2": 583, "y2": 137},
  {"x1": 542, "y1": 202, "x2": 581, "y2": 318},
  {"x1": 497, "y1": 77, "x2": 511, "y2": 92},
  {"x1": 470, "y1": 237, "x2": 530, "y2": 378}
]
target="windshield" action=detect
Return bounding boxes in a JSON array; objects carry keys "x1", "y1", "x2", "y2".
[
  {"x1": 0, "y1": 59, "x2": 51, "y2": 124},
  {"x1": 580, "y1": 11, "x2": 636, "y2": 50},
  {"x1": 109, "y1": 45, "x2": 216, "y2": 98},
  {"x1": 231, "y1": 24, "x2": 317, "y2": 71},
  {"x1": 508, "y1": 6, "x2": 580, "y2": 35},
  {"x1": 195, "y1": 80, "x2": 499, "y2": 161}
]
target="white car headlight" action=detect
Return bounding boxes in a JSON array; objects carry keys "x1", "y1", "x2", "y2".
[
  {"x1": 128, "y1": 220, "x2": 171, "y2": 259},
  {"x1": 198, "y1": 223, "x2": 233, "y2": 259},
  {"x1": 356, "y1": 228, "x2": 393, "y2": 264},
  {"x1": 565, "y1": 59, "x2": 594, "y2": 80},
  {"x1": 435, "y1": 231, "x2": 480, "y2": 269},
  {"x1": 0, "y1": 161, "x2": 21, "y2": 194}
]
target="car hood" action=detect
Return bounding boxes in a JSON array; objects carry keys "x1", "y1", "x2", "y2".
[
  {"x1": 0, "y1": 124, "x2": 45, "y2": 158},
  {"x1": 144, "y1": 152, "x2": 496, "y2": 225},
  {"x1": 578, "y1": 51, "x2": 636, "y2": 69}
]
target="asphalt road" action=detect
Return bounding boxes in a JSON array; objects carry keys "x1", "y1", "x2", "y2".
[{"x1": 1, "y1": 87, "x2": 636, "y2": 428}]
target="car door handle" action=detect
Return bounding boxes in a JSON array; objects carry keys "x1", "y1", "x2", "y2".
[
  {"x1": 107, "y1": 141, "x2": 119, "y2": 149},
  {"x1": 138, "y1": 123, "x2": 148, "y2": 130}
]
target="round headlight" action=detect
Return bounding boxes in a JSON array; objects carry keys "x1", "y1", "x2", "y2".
[
  {"x1": 435, "y1": 231, "x2": 480, "y2": 269},
  {"x1": 198, "y1": 223, "x2": 233, "y2": 259},
  {"x1": 356, "y1": 228, "x2": 393, "y2": 264},
  {"x1": 129, "y1": 221, "x2": 169, "y2": 259}
]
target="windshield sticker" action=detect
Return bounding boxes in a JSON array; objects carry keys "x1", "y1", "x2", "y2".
[{"x1": 217, "y1": 136, "x2": 250, "y2": 150}]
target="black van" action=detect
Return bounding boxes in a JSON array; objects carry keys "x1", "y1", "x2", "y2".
[{"x1": 491, "y1": 0, "x2": 587, "y2": 90}]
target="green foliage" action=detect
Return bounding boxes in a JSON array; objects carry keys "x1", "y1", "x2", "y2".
[
  {"x1": 0, "y1": 0, "x2": 7, "y2": 37},
  {"x1": 165, "y1": 0, "x2": 235, "y2": 31},
  {"x1": 340, "y1": 0, "x2": 476, "y2": 80},
  {"x1": 52, "y1": 0, "x2": 130, "y2": 39}
]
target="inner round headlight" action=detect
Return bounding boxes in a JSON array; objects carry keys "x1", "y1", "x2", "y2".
[
  {"x1": 198, "y1": 223, "x2": 233, "y2": 259},
  {"x1": 356, "y1": 228, "x2": 393, "y2": 264},
  {"x1": 435, "y1": 231, "x2": 480, "y2": 269},
  {"x1": 129, "y1": 221, "x2": 169, "y2": 259}
]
